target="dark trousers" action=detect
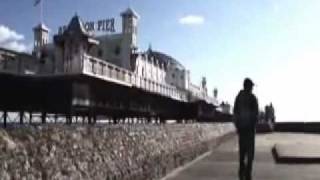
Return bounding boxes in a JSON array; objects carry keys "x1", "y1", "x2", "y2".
[{"x1": 238, "y1": 130, "x2": 255, "y2": 180}]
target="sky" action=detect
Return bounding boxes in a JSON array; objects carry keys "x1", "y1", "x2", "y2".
[{"x1": 1, "y1": 0, "x2": 320, "y2": 122}]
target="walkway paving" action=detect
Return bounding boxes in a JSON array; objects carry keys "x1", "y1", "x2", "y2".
[{"x1": 165, "y1": 133, "x2": 320, "y2": 180}]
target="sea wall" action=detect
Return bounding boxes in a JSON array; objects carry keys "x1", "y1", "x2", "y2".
[
  {"x1": 274, "y1": 122, "x2": 320, "y2": 133},
  {"x1": 0, "y1": 123, "x2": 235, "y2": 180}
]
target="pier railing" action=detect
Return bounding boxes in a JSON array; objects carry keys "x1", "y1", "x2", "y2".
[{"x1": 82, "y1": 53, "x2": 188, "y2": 101}]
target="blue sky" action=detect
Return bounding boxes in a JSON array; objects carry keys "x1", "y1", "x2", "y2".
[{"x1": 1, "y1": 0, "x2": 320, "y2": 121}]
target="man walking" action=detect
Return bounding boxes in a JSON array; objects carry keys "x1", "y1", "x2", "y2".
[{"x1": 233, "y1": 78, "x2": 259, "y2": 180}]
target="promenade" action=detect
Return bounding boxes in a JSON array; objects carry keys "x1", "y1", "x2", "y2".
[{"x1": 165, "y1": 133, "x2": 320, "y2": 180}]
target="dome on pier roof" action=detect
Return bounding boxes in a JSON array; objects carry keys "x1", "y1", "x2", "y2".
[{"x1": 147, "y1": 48, "x2": 185, "y2": 70}]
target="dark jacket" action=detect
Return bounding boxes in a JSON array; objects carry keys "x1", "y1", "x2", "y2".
[{"x1": 233, "y1": 90, "x2": 259, "y2": 132}]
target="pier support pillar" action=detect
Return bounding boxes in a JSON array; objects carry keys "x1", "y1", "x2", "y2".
[
  {"x1": 66, "y1": 113, "x2": 72, "y2": 125},
  {"x1": 3, "y1": 110, "x2": 7, "y2": 128},
  {"x1": 54, "y1": 114, "x2": 58, "y2": 123},
  {"x1": 88, "y1": 114, "x2": 92, "y2": 124},
  {"x1": 93, "y1": 115, "x2": 97, "y2": 124},
  {"x1": 41, "y1": 111, "x2": 47, "y2": 124},
  {"x1": 29, "y1": 112, "x2": 33, "y2": 124},
  {"x1": 82, "y1": 116, "x2": 85, "y2": 124},
  {"x1": 19, "y1": 111, "x2": 24, "y2": 124}
]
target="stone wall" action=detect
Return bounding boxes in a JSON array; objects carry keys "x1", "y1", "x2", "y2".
[{"x1": 0, "y1": 123, "x2": 235, "y2": 180}]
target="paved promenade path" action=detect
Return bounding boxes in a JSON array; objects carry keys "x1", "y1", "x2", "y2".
[{"x1": 165, "y1": 133, "x2": 320, "y2": 180}]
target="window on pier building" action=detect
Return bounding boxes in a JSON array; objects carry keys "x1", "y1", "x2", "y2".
[
  {"x1": 98, "y1": 49, "x2": 103, "y2": 58},
  {"x1": 114, "y1": 46, "x2": 121, "y2": 56}
]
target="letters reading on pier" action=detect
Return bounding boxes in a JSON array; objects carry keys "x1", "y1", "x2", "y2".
[{"x1": 58, "y1": 18, "x2": 115, "y2": 34}]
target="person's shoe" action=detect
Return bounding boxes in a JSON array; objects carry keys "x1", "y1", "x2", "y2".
[
  {"x1": 238, "y1": 170, "x2": 245, "y2": 180},
  {"x1": 238, "y1": 174, "x2": 244, "y2": 180},
  {"x1": 245, "y1": 172, "x2": 252, "y2": 180}
]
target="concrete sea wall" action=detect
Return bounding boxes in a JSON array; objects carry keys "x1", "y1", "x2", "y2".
[
  {"x1": 0, "y1": 123, "x2": 235, "y2": 180},
  {"x1": 274, "y1": 122, "x2": 320, "y2": 133}
]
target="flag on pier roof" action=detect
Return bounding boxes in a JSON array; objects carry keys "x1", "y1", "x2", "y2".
[{"x1": 34, "y1": 0, "x2": 41, "y2": 6}]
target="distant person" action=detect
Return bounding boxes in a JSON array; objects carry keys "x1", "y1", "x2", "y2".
[
  {"x1": 233, "y1": 78, "x2": 259, "y2": 180},
  {"x1": 269, "y1": 103, "x2": 275, "y2": 123}
]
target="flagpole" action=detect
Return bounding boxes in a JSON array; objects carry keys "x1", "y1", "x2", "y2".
[{"x1": 40, "y1": 0, "x2": 43, "y2": 23}]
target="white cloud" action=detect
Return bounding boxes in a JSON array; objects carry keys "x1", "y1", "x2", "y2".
[
  {"x1": 179, "y1": 15, "x2": 205, "y2": 25},
  {"x1": 0, "y1": 25, "x2": 29, "y2": 52}
]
